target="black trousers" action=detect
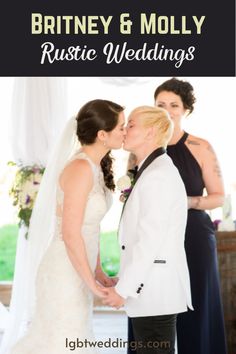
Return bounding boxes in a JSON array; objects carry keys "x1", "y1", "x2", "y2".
[{"x1": 127, "y1": 314, "x2": 177, "y2": 354}]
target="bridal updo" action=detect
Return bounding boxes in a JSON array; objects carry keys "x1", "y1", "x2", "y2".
[{"x1": 76, "y1": 99, "x2": 124, "y2": 191}]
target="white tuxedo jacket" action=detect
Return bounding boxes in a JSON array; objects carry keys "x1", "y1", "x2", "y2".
[{"x1": 115, "y1": 153, "x2": 193, "y2": 317}]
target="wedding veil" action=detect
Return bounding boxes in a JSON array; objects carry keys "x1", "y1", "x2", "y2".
[{"x1": 0, "y1": 117, "x2": 80, "y2": 354}]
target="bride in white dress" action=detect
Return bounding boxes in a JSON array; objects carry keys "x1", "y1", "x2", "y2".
[{"x1": 5, "y1": 99, "x2": 126, "y2": 354}]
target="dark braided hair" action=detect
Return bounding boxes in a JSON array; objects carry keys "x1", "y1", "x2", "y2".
[
  {"x1": 154, "y1": 77, "x2": 196, "y2": 114},
  {"x1": 76, "y1": 99, "x2": 124, "y2": 191},
  {"x1": 100, "y1": 151, "x2": 115, "y2": 191}
]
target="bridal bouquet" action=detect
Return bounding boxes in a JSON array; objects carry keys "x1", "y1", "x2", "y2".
[{"x1": 9, "y1": 162, "x2": 45, "y2": 237}]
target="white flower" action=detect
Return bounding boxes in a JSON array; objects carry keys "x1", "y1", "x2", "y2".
[
  {"x1": 18, "y1": 176, "x2": 41, "y2": 208},
  {"x1": 22, "y1": 180, "x2": 37, "y2": 197},
  {"x1": 117, "y1": 175, "x2": 132, "y2": 191},
  {"x1": 33, "y1": 171, "x2": 43, "y2": 184}
]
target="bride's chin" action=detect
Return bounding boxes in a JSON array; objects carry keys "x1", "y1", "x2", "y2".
[
  {"x1": 112, "y1": 143, "x2": 123, "y2": 150},
  {"x1": 123, "y1": 144, "x2": 131, "y2": 151}
]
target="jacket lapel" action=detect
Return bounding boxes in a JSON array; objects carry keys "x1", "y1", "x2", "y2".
[
  {"x1": 120, "y1": 147, "x2": 166, "y2": 221},
  {"x1": 126, "y1": 147, "x2": 166, "y2": 202}
]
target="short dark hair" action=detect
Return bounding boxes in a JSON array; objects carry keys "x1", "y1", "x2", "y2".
[{"x1": 154, "y1": 77, "x2": 196, "y2": 114}]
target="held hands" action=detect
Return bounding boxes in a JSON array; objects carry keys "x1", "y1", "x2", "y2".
[
  {"x1": 92, "y1": 284, "x2": 125, "y2": 309},
  {"x1": 102, "y1": 287, "x2": 125, "y2": 309},
  {"x1": 94, "y1": 261, "x2": 124, "y2": 308},
  {"x1": 93, "y1": 283, "x2": 108, "y2": 299}
]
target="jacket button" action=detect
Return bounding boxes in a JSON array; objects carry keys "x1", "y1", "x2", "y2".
[
  {"x1": 121, "y1": 245, "x2": 125, "y2": 250},
  {"x1": 136, "y1": 289, "x2": 140, "y2": 294},
  {"x1": 140, "y1": 283, "x2": 144, "y2": 287}
]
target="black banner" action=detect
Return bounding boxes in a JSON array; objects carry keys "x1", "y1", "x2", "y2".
[{"x1": 0, "y1": 0, "x2": 235, "y2": 76}]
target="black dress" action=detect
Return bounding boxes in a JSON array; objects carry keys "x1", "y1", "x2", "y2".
[{"x1": 167, "y1": 132, "x2": 227, "y2": 354}]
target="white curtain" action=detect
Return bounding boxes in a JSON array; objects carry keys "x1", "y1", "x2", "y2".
[
  {"x1": 0, "y1": 77, "x2": 67, "y2": 354},
  {"x1": 0, "y1": 304, "x2": 9, "y2": 332},
  {"x1": 10, "y1": 77, "x2": 67, "y2": 166}
]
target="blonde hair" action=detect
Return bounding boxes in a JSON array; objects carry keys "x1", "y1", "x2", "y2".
[{"x1": 130, "y1": 106, "x2": 174, "y2": 147}]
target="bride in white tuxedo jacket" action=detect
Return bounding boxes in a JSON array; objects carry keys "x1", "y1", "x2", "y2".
[
  {"x1": 103, "y1": 106, "x2": 192, "y2": 353},
  {"x1": 116, "y1": 150, "x2": 192, "y2": 317}
]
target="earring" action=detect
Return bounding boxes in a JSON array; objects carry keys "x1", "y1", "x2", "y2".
[{"x1": 103, "y1": 141, "x2": 106, "y2": 147}]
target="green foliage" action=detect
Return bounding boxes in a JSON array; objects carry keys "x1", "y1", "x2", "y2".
[
  {"x1": 100, "y1": 230, "x2": 120, "y2": 277},
  {"x1": 0, "y1": 224, "x2": 18, "y2": 280},
  {"x1": 0, "y1": 225, "x2": 120, "y2": 281},
  {"x1": 18, "y1": 208, "x2": 32, "y2": 228}
]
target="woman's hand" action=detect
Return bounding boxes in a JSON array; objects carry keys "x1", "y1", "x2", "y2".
[
  {"x1": 187, "y1": 196, "x2": 201, "y2": 209},
  {"x1": 92, "y1": 283, "x2": 108, "y2": 298},
  {"x1": 95, "y1": 266, "x2": 118, "y2": 287},
  {"x1": 102, "y1": 287, "x2": 125, "y2": 309}
]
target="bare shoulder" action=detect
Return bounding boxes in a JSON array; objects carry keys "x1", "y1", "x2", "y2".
[
  {"x1": 186, "y1": 133, "x2": 215, "y2": 154},
  {"x1": 186, "y1": 133, "x2": 208, "y2": 148},
  {"x1": 63, "y1": 158, "x2": 92, "y2": 177},
  {"x1": 185, "y1": 134, "x2": 218, "y2": 168},
  {"x1": 60, "y1": 159, "x2": 93, "y2": 190}
]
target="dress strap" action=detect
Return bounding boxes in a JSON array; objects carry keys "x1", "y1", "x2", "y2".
[
  {"x1": 177, "y1": 131, "x2": 189, "y2": 145},
  {"x1": 72, "y1": 151, "x2": 99, "y2": 175}
]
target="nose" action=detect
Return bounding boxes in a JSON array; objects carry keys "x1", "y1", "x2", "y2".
[
  {"x1": 123, "y1": 127, "x2": 127, "y2": 136},
  {"x1": 162, "y1": 107, "x2": 172, "y2": 118}
]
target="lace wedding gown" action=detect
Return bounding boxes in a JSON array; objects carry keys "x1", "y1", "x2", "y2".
[{"x1": 10, "y1": 152, "x2": 110, "y2": 354}]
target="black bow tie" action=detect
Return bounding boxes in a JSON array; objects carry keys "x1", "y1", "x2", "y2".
[{"x1": 128, "y1": 165, "x2": 138, "y2": 178}]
